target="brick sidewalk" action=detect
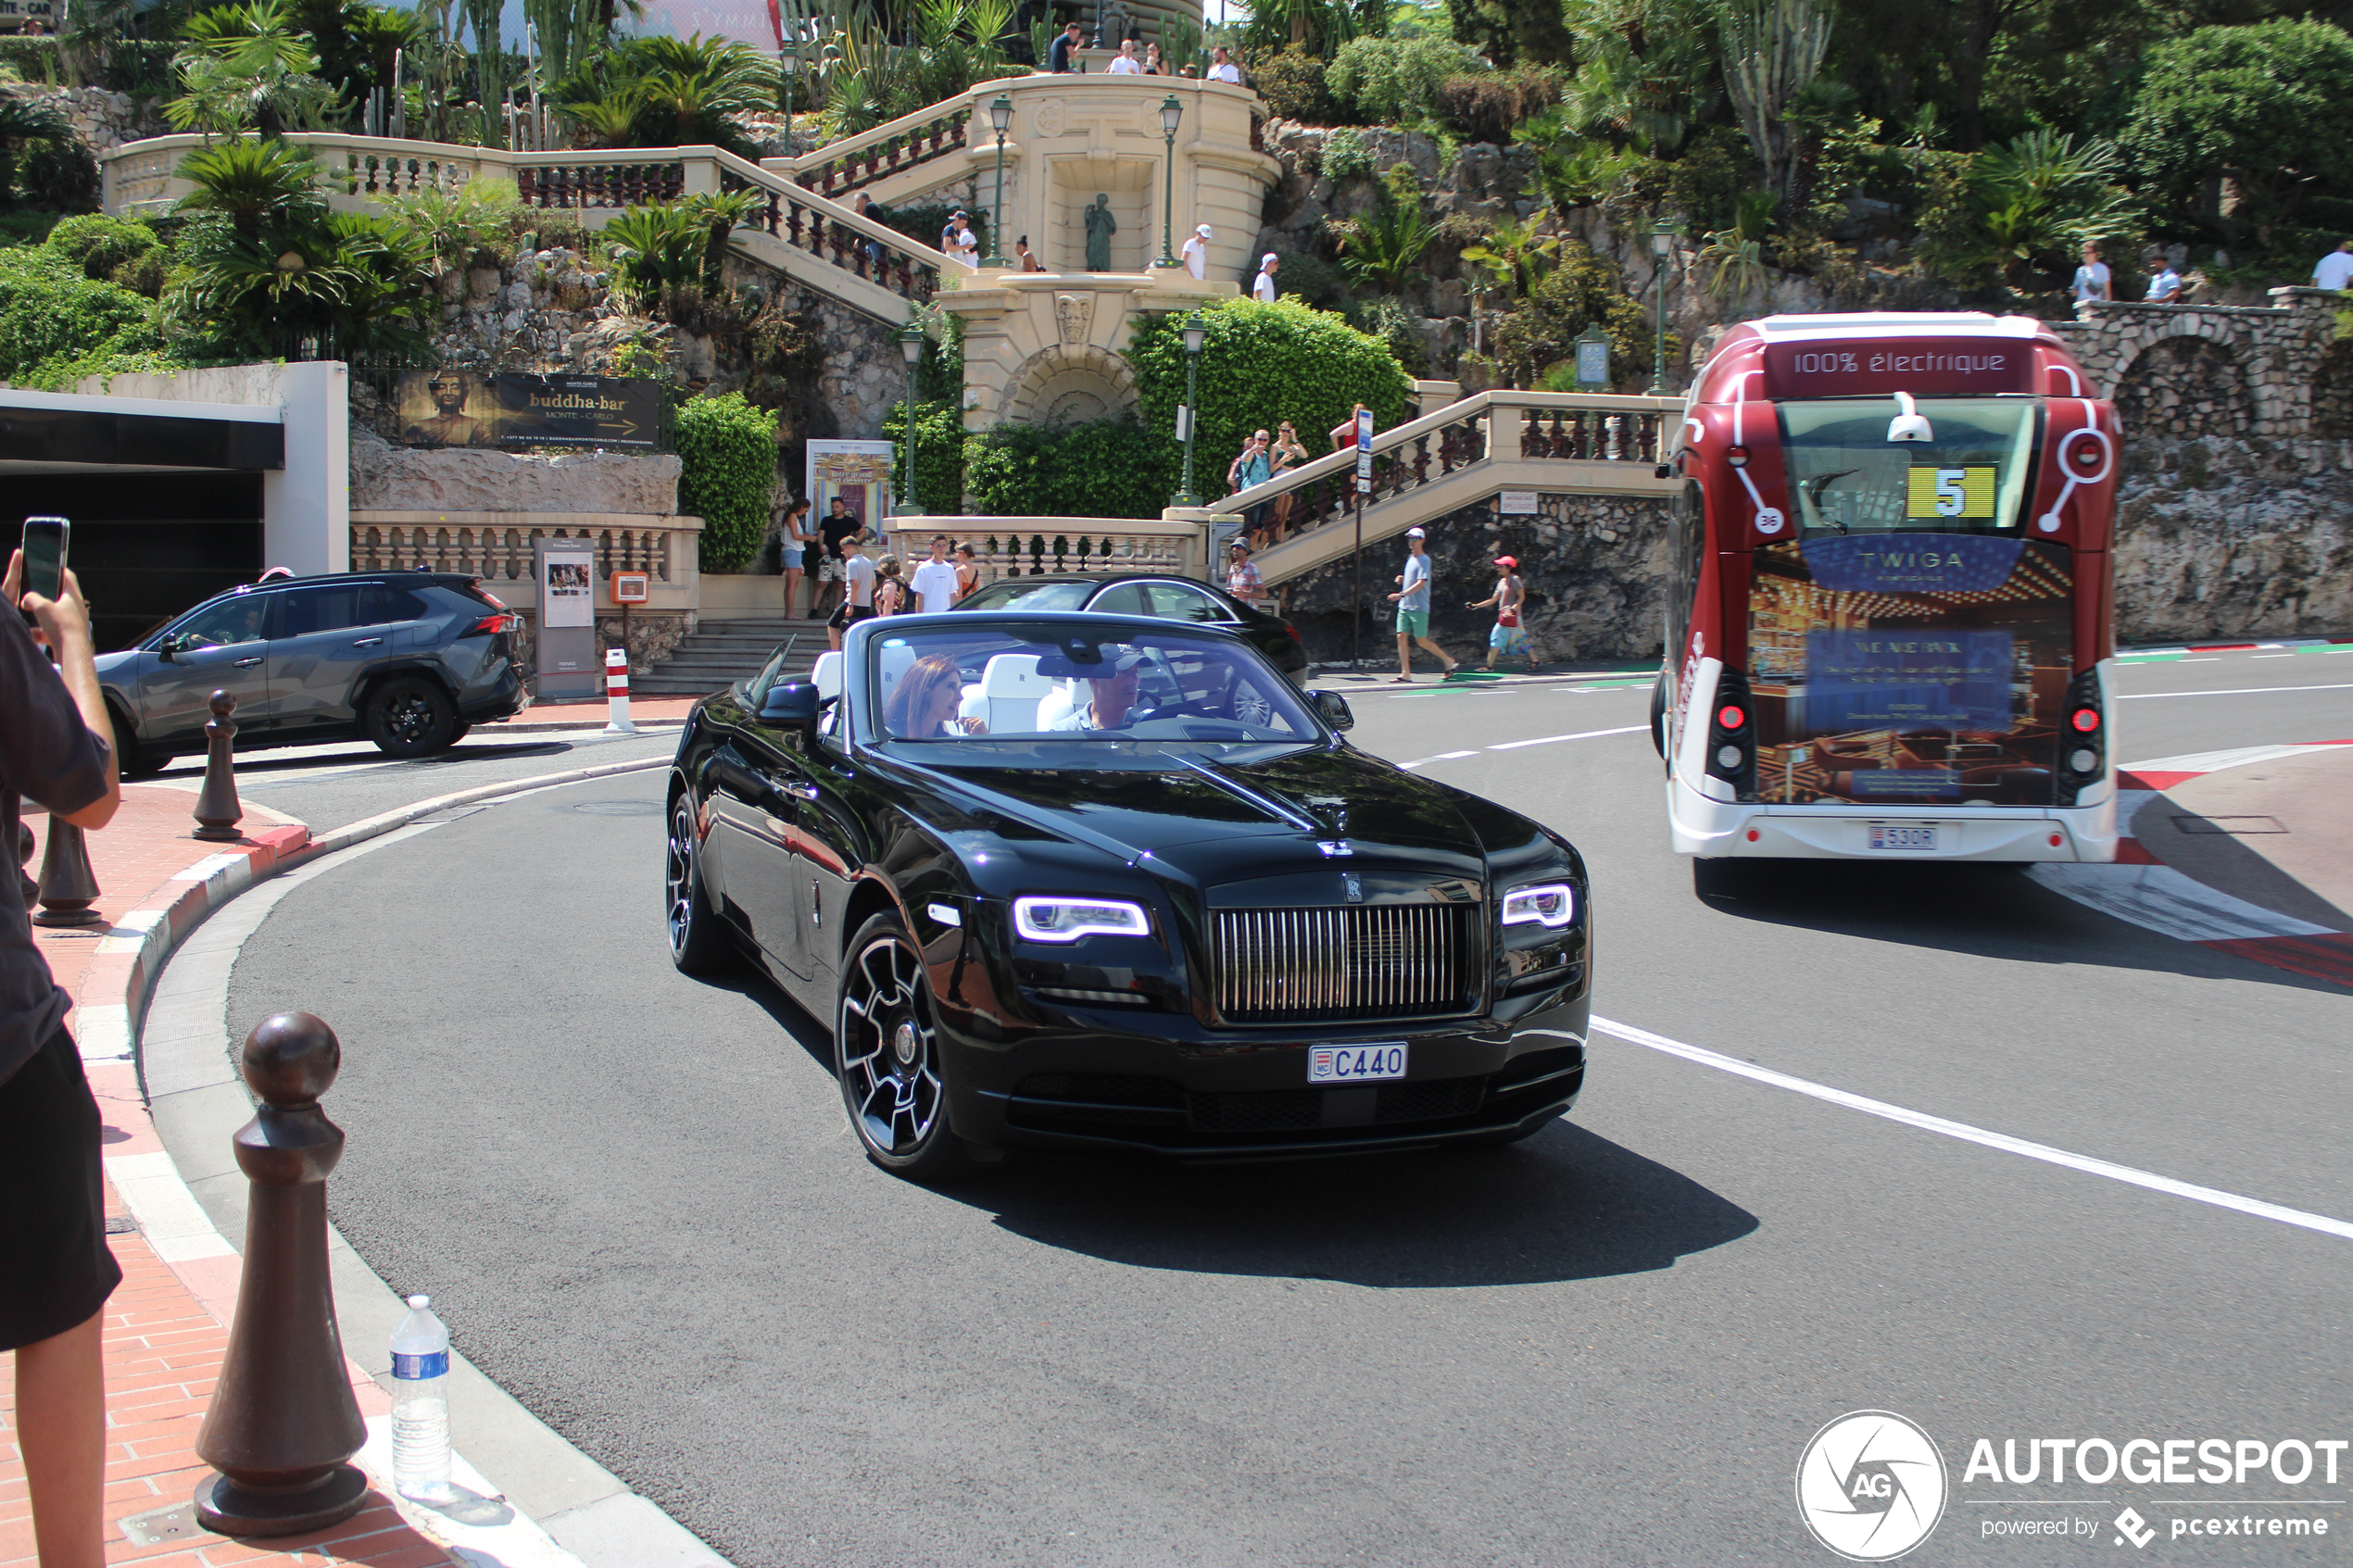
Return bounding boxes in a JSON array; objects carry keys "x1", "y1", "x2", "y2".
[{"x1": 4, "y1": 787, "x2": 459, "y2": 1567}]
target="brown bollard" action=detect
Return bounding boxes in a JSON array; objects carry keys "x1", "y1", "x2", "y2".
[
  {"x1": 31, "y1": 814, "x2": 105, "y2": 927},
  {"x1": 194, "y1": 1012, "x2": 370, "y2": 1537},
  {"x1": 192, "y1": 688, "x2": 245, "y2": 843}
]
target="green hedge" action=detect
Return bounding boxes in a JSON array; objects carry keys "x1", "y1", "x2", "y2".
[
  {"x1": 963, "y1": 417, "x2": 1182, "y2": 521},
  {"x1": 1126, "y1": 297, "x2": 1412, "y2": 496},
  {"x1": 0, "y1": 245, "x2": 165, "y2": 387},
  {"x1": 674, "y1": 392, "x2": 779, "y2": 571},
  {"x1": 882, "y1": 398, "x2": 969, "y2": 516}
]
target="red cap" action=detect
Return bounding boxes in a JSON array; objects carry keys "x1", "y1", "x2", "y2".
[{"x1": 1493, "y1": 556, "x2": 1517, "y2": 569}]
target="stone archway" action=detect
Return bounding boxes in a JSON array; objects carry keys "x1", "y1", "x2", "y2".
[
  {"x1": 2112, "y1": 335, "x2": 2254, "y2": 441},
  {"x1": 2312, "y1": 341, "x2": 2353, "y2": 440},
  {"x1": 1000, "y1": 343, "x2": 1138, "y2": 426}
]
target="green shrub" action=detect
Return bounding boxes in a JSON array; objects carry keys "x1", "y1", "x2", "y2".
[
  {"x1": 1347, "y1": 295, "x2": 1429, "y2": 376},
  {"x1": 45, "y1": 214, "x2": 161, "y2": 282},
  {"x1": 1327, "y1": 36, "x2": 1487, "y2": 127},
  {"x1": 1662, "y1": 124, "x2": 1763, "y2": 234},
  {"x1": 1127, "y1": 296, "x2": 1412, "y2": 497},
  {"x1": 0, "y1": 245, "x2": 165, "y2": 386},
  {"x1": 674, "y1": 391, "x2": 780, "y2": 571},
  {"x1": 1488, "y1": 241, "x2": 1657, "y2": 387},
  {"x1": 1268, "y1": 248, "x2": 1349, "y2": 308},
  {"x1": 1321, "y1": 126, "x2": 1376, "y2": 182},
  {"x1": 882, "y1": 398, "x2": 969, "y2": 515},
  {"x1": 1434, "y1": 65, "x2": 1563, "y2": 144},
  {"x1": 963, "y1": 417, "x2": 1182, "y2": 520},
  {"x1": 1256, "y1": 45, "x2": 1341, "y2": 124}
]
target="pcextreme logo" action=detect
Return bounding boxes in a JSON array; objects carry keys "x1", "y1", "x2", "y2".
[{"x1": 1797, "y1": 1411, "x2": 1950, "y2": 1562}]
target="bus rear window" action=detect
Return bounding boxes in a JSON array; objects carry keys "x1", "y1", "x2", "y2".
[{"x1": 1778, "y1": 398, "x2": 2039, "y2": 536}]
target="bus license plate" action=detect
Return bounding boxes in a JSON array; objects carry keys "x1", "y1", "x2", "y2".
[
  {"x1": 1870, "y1": 825, "x2": 1939, "y2": 852},
  {"x1": 1309, "y1": 1043, "x2": 1407, "y2": 1083}
]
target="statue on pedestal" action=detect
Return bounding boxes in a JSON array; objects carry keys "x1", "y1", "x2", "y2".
[
  {"x1": 1083, "y1": 194, "x2": 1116, "y2": 271},
  {"x1": 1093, "y1": 0, "x2": 1132, "y2": 47}
]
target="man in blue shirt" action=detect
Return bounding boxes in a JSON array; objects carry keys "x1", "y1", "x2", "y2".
[{"x1": 1386, "y1": 526, "x2": 1460, "y2": 682}]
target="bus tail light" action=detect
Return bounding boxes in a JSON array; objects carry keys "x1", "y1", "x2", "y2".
[
  {"x1": 1705, "y1": 671, "x2": 1756, "y2": 795},
  {"x1": 2056, "y1": 671, "x2": 2105, "y2": 805}
]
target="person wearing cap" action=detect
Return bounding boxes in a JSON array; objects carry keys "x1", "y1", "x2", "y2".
[
  {"x1": 1226, "y1": 538, "x2": 1265, "y2": 607},
  {"x1": 1387, "y1": 525, "x2": 1460, "y2": 682},
  {"x1": 1180, "y1": 224, "x2": 1211, "y2": 281},
  {"x1": 1049, "y1": 648, "x2": 1150, "y2": 730},
  {"x1": 1253, "y1": 252, "x2": 1279, "y2": 303},
  {"x1": 1468, "y1": 555, "x2": 1535, "y2": 671}
]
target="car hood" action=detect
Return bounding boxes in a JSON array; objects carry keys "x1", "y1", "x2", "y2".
[
  {"x1": 94, "y1": 649, "x2": 140, "y2": 677},
  {"x1": 891, "y1": 745, "x2": 1493, "y2": 883}
]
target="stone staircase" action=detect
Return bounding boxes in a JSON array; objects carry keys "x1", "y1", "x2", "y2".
[{"x1": 635, "y1": 619, "x2": 824, "y2": 697}]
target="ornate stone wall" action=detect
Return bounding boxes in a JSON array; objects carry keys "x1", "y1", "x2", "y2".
[{"x1": 0, "y1": 83, "x2": 165, "y2": 158}]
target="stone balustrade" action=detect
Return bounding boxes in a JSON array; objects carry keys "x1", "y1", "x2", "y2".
[
  {"x1": 875, "y1": 516, "x2": 1202, "y2": 582},
  {"x1": 347, "y1": 512, "x2": 702, "y2": 613}
]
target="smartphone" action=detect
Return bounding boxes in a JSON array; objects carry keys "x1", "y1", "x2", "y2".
[{"x1": 19, "y1": 516, "x2": 69, "y2": 603}]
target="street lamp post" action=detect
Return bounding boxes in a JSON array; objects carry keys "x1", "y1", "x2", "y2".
[
  {"x1": 1648, "y1": 218, "x2": 1677, "y2": 395},
  {"x1": 1172, "y1": 309, "x2": 1206, "y2": 506},
  {"x1": 982, "y1": 94, "x2": 1012, "y2": 268},
  {"x1": 1155, "y1": 94, "x2": 1183, "y2": 270},
  {"x1": 894, "y1": 323, "x2": 927, "y2": 518}
]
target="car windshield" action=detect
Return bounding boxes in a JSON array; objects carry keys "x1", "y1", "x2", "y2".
[
  {"x1": 1778, "y1": 397, "x2": 2041, "y2": 536},
  {"x1": 866, "y1": 623, "x2": 1321, "y2": 759},
  {"x1": 954, "y1": 580, "x2": 1094, "y2": 612}
]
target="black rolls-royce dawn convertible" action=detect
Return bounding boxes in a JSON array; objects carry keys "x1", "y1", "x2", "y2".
[{"x1": 662, "y1": 610, "x2": 1592, "y2": 1179}]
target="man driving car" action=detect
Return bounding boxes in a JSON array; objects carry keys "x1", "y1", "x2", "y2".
[{"x1": 1048, "y1": 649, "x2": 1147, "y2": 731}]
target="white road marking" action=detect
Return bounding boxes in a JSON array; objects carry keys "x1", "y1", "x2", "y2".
[
  {"x1": 1592, "y1": 1016, "x2": 2353, "y2": 1245},
  {"x1": 2251, "y1": 654, "x2": 2296, "y2": 659},
  {"x1": 2119, "y1": 683, "x2": 2353, "y2": 700},
  {"x1": 1488, "y1": 724, "x2": 1650, "y2": 751},
  {"x1": 1400, "y1": 749, "x2": 1480, "y2": 769}
]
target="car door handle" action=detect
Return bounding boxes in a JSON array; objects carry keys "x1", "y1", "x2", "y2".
[
  {"x1": 769, "y1": 781, "x2": 819, "y2": 802},
  {"x1": 352, "y1": 637, "x2": 384, "y2": 647},
  {"x1": 233, "y1": 656, "x2": 264, "y2": 667}
]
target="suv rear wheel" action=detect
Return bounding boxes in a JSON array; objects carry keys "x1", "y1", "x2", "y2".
[
  {"x1": 364, "y1": 677, "x2": 458, "y2": 757},
  {"x1": 109, "y1": 705, "x2": 166, "y2": 781}
]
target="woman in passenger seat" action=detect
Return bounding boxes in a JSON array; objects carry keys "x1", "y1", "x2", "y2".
[{"x1": 887, "y1": 654, "x2": 987, "y2": 736}]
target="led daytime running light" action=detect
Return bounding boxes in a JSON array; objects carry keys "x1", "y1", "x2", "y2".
[
  {"x1": 1013, "y1": 897, "x2": 1151, "y2": 942},
  {"x1": 1500, "y1": 882, "x2": 1577, "y2": 928}
]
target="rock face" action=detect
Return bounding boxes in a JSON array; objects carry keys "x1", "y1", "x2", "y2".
[
  {"x1": 2, "y1": 83, "x2": 164, "y2": 157},
  {"x1": 350, "y1": 429, "x2": 682, "y2": 515},
  {"x1": 2113, "y1": 438, "x2": 2353, "y2": 642}
]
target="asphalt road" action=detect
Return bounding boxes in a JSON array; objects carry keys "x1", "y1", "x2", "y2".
[{"x1": 222, "y1": 649, "x2": 2353, "y2": 1567}]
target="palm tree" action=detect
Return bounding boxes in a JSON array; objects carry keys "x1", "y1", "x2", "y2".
[
  {"x1": 635, "y1": 35, "x2": 776, "y2": 144},
  {"x1": 1460, "y1": 209, "x2": 1561, "y2": 302},
  {"x1": 166, "y1": 0, "x2": 342, "y2": 135},
  {"x1": 173, "y1": 138, "x2": 331, "y2": 241},
  {"x1": 0, "y1": 98, "x2": 70, "y2": 210}
]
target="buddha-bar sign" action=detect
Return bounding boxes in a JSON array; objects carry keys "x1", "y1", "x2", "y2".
[
  {"x1": 396, "y1": 371, "x2": 663, "y2": 449},
  {"x1": 1760, "y1": 338, "x2": 2038, "y2": 400}
]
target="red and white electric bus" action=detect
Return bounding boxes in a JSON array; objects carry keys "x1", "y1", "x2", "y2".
[{"x1": 1655, "y1": 313, "x2": 2122, "y2": 861}]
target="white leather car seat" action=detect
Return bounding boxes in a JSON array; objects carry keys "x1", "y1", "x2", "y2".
[
  {"x1": 811, "y1": 649, "x2": 844, "y2": 701},
  {"x1": 976, "y1": 653, "x2": 1057, "y2": 734},
  {"x1": 876, "y1": 640, "x2": 915, "y2": 714}
]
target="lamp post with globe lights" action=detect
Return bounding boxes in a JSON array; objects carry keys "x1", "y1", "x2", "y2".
[
  {"x1": 982, "y1": 94, "x2": 1012, "y2": 268},
  {"x1": 1172, "y1": 309, "x2": 1207, "y2": 506},
  {"x1": 1648, "y1": 218, "x2": 1677, "y2": 395},
  {"x1": 895, "y1": 323, "x2": 926, "y2": 517},
  {"x1": 1156, "y1": 94, "x2": 1183, "y2": 270}
]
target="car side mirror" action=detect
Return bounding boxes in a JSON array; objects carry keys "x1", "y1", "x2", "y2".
[
  {"x1": 759, "y1": 680, "x2": 822, "y2": 729},
  {"x1": 1314, "y1": 690, "x2": 1354, "y2": 732}
]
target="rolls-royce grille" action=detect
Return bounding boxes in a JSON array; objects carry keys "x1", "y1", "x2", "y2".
[{"x1": 1212, "y1": 905, "x2": 1480, "y2": 1022}]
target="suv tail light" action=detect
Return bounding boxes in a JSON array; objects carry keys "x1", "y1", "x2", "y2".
[
  {"x1": 1705, "y1": 671, "x2": 1756, "y2": 794},
  {"x1": 467, "y1": 581, "x2": 508, "y2": 609},
  {"x1": 463, "y1": 612, "x2": 519, "y2": 636},
  {"x1": 2057, "y1": 670, "x2": 2105, "y2": 804}
]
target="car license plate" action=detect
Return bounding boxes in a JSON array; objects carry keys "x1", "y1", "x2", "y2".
[
  {"x1": 1869, "y1": 824, "x2": 1939, "y2": 852},
  {"x1": 1308, "y1": 1043, "x2": 1407, "y2": 1083}
]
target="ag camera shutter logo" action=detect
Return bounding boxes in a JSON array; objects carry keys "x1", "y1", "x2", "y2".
[{"x1": 1796, "y1": 1411, "x2": 1948, "y2": 1561}]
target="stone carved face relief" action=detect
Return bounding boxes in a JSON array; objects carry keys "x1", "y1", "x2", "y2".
[
  {"x1": 1032, "y1": 98, "x2": 1064, "y2": 137},
  {"x1": 1054, "y1": 294, "x2": 1095, "y2": 345}
]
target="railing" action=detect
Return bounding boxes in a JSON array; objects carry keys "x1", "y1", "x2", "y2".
[
  {"x1": 349, "y1": 521, "x2": 685, "y2": 588},
  {"x1": 1202, "y1": 389, "x2": 1681, "y2": 546},
  {"x1": 723, "y1": 162, "x2": 939, "y2": 302},
  {"x1": 787, "y1": 100, "x2": 975, "y2": 201},
  {"x1": 880, "y1": 516, "x2": 1200, "y2": 581},
  {"x1": 510, "y1": 158, "x2": 687, "y2": 209}
]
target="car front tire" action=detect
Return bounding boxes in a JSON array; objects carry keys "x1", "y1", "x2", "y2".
[
  {"x1": 664, "y1": 794, "x2": 736, "y2": 974},
  {"x1": 837, "y1": 912, "x2": 972, "y2": 1182},
  {"x1": 109, "y1": 705, "x2": 165, "y2": 780},
  {"x1": 365, "y1": 677, "x2": 459, "y2": 757}
]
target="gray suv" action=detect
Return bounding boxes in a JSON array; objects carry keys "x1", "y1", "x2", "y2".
[{"x1": 94, "y1": 572, "x2": 525, "y2": 777}]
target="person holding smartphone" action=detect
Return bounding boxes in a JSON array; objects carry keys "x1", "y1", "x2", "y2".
[{"x1": 4, "y1": 541, "x2": 123, "y2": 1568}]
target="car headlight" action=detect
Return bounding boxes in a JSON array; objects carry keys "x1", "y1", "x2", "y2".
[
  {"x1": 1499, "y1": 882, "x2": 1576, "y2": 928},
  {"x1": 1013, "y1": 897, "x2": 1151, "y2": 942}
]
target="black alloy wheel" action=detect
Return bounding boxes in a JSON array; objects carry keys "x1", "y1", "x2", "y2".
[
  {"x1": 1231, "y1": 675, "x2": 1276, "y2": 728},
  {"x1": 837, "y1": 913, "x2": 967, "y2": 1180},
  {"x1": 364, "y1": 676, "x2": 459, "y2": 757},
  {"x1": 109, "y1": 705, "x2": 164, "y2": 781},
  {"x1": 664, "y1": 793, "x2": 736, "y2": 974},
  {"x1": 1650, "y1": 671, "x2": 1670, "y2": 760}
]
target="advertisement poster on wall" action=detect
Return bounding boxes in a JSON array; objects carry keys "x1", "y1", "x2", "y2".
[
  {"x1": 805, "y1": 440, "x2": 898, "y2": 542},
  {"x1": 396, "y1": 371, "x2": 663, "y2": 449},
  {"x1": 541, "y1": 553, "x2": 596, "y2": 629}
]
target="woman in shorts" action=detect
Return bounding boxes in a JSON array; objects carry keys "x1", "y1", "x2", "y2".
[{"x1": 779, "y1": 499, "x2": 813, "y2": 620}]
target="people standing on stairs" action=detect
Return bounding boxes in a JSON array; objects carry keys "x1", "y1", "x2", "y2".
[
  {"x1": 1387, "y1": 526, "x2": 1460, "y2": 683},
  {"x1": 829, "y1": 533, "x2": 877, "y2": 649},
  {"x1": 1468, "y1": 554, "x2": 1536, "y2": 671},
  {"x1": 872, "y1": 555, "x2": 906, "y2": 617},
  {"x1": 778, "y1": 497, "x2": 813, "y2": 620},
  {"x1": 1266, "y1": 420, "x2": 1308, "y2": 541},
  {"x1": 814, "y1": 495, "x2": 862, "y2": 621},
  {"x1": 1180, "y1": 224, "x2": 1211, "y2": 280},
  {"x1": 1331, "y1": 401, "x2": 1371, "y2": 453},
  {"x1": 1227, "y1": 430, "x2": 1273, "y2": 550},
  {"x1": 854, "y1": 192, "x2": 887, "y2": 271}
]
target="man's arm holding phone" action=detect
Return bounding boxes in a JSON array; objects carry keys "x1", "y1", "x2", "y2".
[{"x1": 6, "y1": 549, "x2": 121, "y2": 831}]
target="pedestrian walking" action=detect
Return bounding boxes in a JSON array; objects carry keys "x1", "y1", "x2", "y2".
[
  {"x1": 2313, "y1": 238, "x2": 2353, "y2": 293},
  {"x1": 1267, "y1": 420, "x2": 1308, "y2": 540},
  {"x1": 1208, "y1": 44, "x2": 1242, "y2": 83},
  {"x1": 912, "y1": 534, "x2": 961, "y2": 613},
  {"x1": 1049, "y1": 19, "x2": 1083, "y2": 71},
  {"x1": 828, "y1": 533, "x2": 877, "y2": 649},
  {"x1": 778, "y1": 497, "x2": 813, "y2": 619},
  {"x1": 814, "y1": 495, "x2": 861, "y2": 620},
  {"x1": 1226, "y1": 538, "x2": 1266, "y2": 608},
  {"x1": 1252, "y1": 252, "x2": 1279, "y2": 302},
  {"x1": 1386, "y1": 526, "x2": 1459, "y2": 682},
  {"x1": 1180, "y1": 223, "x2": 1211, "y2": 280},
  {"x1": 1467, "y1": 554, "x2": 1536, "y2": 671},
  {"x1": 854, "y1": 192, "x2": 888, "y2": 270},
  {"x1": 952, "y1": 542, "x2": 982, "y2": 599},
  {"x1": 2145, "y1": 257, "x2": 2183, "y2": 303},
  {"x1": 2070, "y1": 242, "x2": 2112, "y2": 307},
  {"x1": 872, "y1": 555, "x2": 906, "y2": 616},
  {"x1": 3, "y1": 547, "x2": 124, "y2": 1568},
  {"x1": 1107, "y1": 38, "x2": 1143, "y2": 72}
]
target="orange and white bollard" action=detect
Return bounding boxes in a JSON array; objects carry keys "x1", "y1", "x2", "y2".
[{"x1": 601, "y1": 647, "x2": 637, "y2": 734}]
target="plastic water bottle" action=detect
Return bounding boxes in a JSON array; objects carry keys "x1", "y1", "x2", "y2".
[{"x1": 389, "y1": 1294, "x2": 453, "y2": 1500}]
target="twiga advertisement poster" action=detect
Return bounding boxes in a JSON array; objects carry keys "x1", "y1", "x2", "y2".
[{"x1": 396, "y1": 371, "x2": 663, "y2": 449}]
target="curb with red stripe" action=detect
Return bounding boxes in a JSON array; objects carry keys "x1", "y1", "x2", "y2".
[{"x1": 2027, "y1": 742, "x2": 2353, "y2": 988}]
